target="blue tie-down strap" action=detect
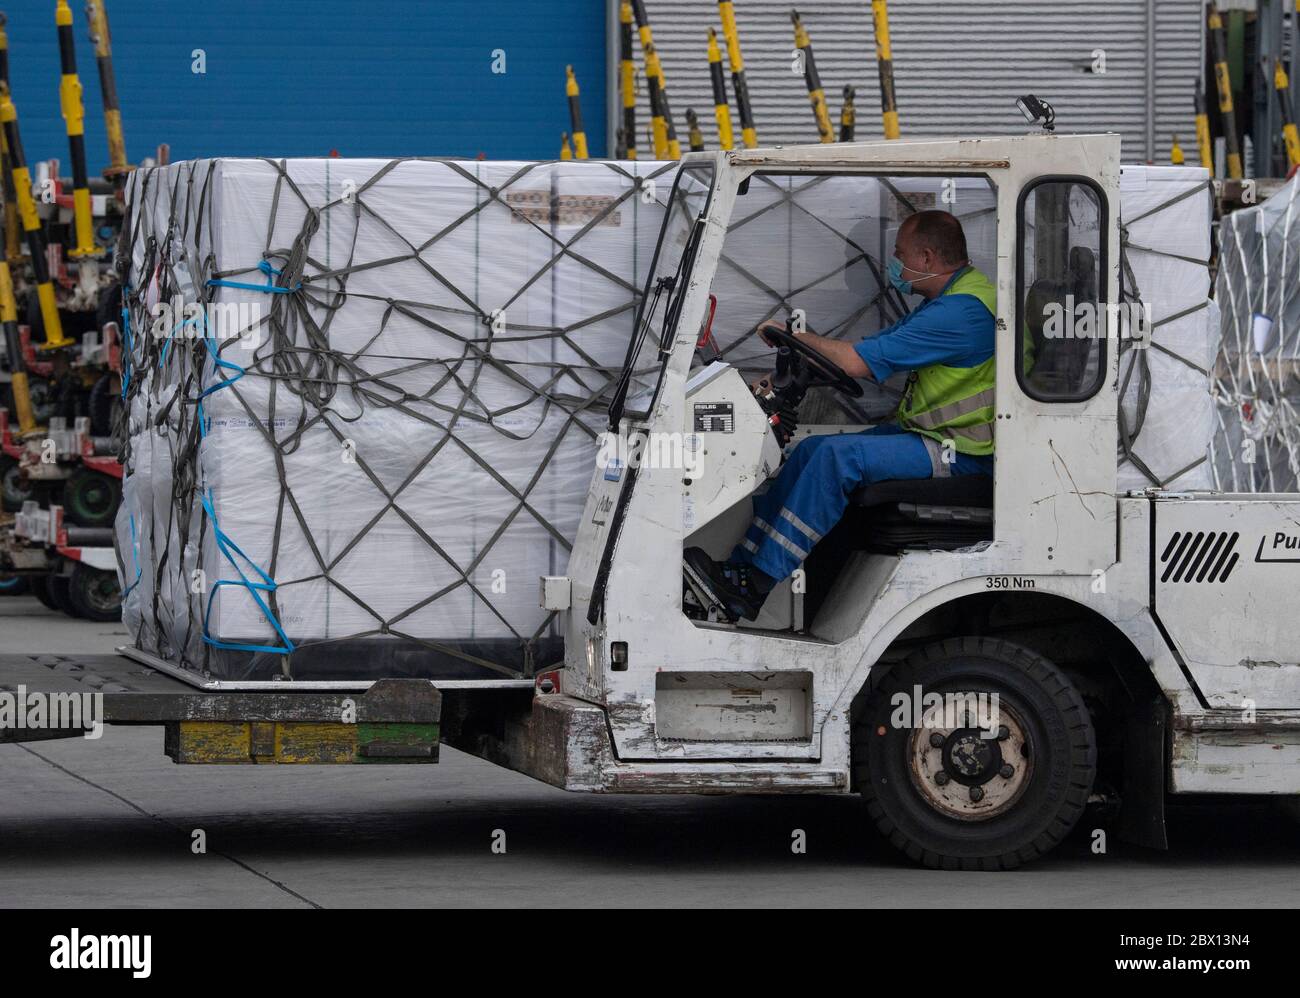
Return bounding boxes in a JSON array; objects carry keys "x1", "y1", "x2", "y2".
[
  {"x1": 206, "y1": 259, "x2": 302, "y2": 295},
  {"x1": 120, "y1": 512, "x2": 143, "y2": 600},
  {"x1": 119, "y1": 293, "x2": 133, "y2": 400},
  {"x1": 199, "y1": 490, "x2": 296, "y2": 655}
]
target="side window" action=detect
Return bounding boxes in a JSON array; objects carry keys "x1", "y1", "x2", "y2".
[{"x1": 1017, "y1": 178, "x2": 1106, "y2": 401}]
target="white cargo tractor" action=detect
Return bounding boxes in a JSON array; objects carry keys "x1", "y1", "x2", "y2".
[{"x1": 502, "y1": 132, "x2": 1300, "y2": 870}]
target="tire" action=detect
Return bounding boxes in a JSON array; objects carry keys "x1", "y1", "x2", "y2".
[
  {"x1": 48, "y1": 574, "x2": 80, "y2": 617},
  {"x1": 63, "y1": 468, "x2": 121, "y2": 528},
  {"x1": 854, "y1": 636, "x2": 1096, "y2": 871},
  {"x1": 30, "y1": 574, "x2": 61, "y2": 611},
  {"x1": 88, "y1": 373, "x2": 121, "y2": 438},
  {"x1": 67, "y1": 563, "x2": 121, "y2": 622},
  {"x1": 1, "y1": 454, "x2": 32, "y2": 512}
]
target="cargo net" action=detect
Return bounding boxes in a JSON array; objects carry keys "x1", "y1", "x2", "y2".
[
  {"x1": 114, "y1": 158, "x2": 976, "y2": 681},
  {"x1": 1116, "y1": 173, "x2": 1217, "y2": 491},
  {"x1": 1214, "y1": 173, "x2": 1300, "y2": 492}
]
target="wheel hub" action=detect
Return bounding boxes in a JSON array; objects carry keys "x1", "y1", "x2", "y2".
[{"x1": 907, "y1": 693, "x2": 1033, "y2": 821}]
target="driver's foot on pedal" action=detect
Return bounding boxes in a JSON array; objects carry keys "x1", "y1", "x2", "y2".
[{"x1": 683, "y1": 547, "x2": 777, "y2": 622}]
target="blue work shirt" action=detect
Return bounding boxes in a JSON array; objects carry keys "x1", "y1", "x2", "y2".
[{"x1": 853, "y1": 267, "x2": 996, "y2": 383}]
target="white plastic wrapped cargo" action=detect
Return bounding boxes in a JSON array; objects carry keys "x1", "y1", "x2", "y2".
[
  {"x1": 117, "y1": 158, "x2": 697, "y2": 679},
  {"x1": 1214, "y1": 173, "x2": 1300, "y2": 493},
  {"x1": 1115, "y1": 165, "x2": 1217, "y2": 491}
]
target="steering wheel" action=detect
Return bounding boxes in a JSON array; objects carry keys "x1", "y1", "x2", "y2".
[{"x1": 759, "y1": 324, "x2": 864, "y2": 398}]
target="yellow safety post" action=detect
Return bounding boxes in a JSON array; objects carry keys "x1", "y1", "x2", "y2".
[
  {"x1": 717, "y1": 0, "x2": 757, "y2": 148},
  {"x1": 870, "y1": 0, "x2": 900, "y2": 139},
  {"x1": 56, "y1": 0, "x2": 98, "y2": 258},
  {"x1": 619, "y1": 1, "x2": 636, "y2": 160},
  {"x1": 631, "y1": 0, "x2": 680, "y2": 159},
  {"x1": 85, "y1": 0, "x2": 129, "y2": 181},
  {"x1": 839, "y1": 84, "x2": 857, "y2": 142},
  {"x1": 791, "y1": 10, "x2": 833, "y2": 143},
  {"x1": 565, "y1": 66, "x2": 589, "y2": 160},
  {"x1": 559, "y1": 132, "x2": 572, "y2": 161},
  {"x1": 1170, "y1": 134, "x2": 1185, "y2": 165},
  {"x1": 0, "y1": 87, "x2": 71, "y2": 349},
  {"x1": 706, "y1": 29, "x2": 734, "y2": 151},
  {"x1": 1208, "y1": 3, "x2": 1243, "y2": 179},
  {"x1": 1193, "y1": 91, "x2": 1213, "y2": 170},
  {"x1": 686, "y1": 108, "x2": 704, "y2": 151},
  {"x1": 1275, "y1": 60, "x2": 1300, "y2": 171},
  {"x1": 0, "y1": 15, "x2": 22, "y2": 263},
  {"x1": 0, "y1": 257, "x2": 34, "y2": 433}
]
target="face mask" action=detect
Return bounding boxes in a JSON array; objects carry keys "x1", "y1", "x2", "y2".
[{"x1": 888, "y1": 256, "x2": 964, "y2": 296}]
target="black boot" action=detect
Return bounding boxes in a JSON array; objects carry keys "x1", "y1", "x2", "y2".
[{"x1": 682, "y1": 547, "x2": 777, "y2": 622}]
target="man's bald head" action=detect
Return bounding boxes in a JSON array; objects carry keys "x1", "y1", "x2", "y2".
[{"x1": 898, "y1": 210, "x2": 969, "y2": 269}]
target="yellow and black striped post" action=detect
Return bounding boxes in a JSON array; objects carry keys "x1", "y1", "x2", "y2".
[
  {"x1": 1208, "y1": 3, "x2": 1242, "y2": 179},
  {"x1": 619, "y1": 0, "x2": 636, "y2": 160},
  {"x1": 560, "y1": 131, "x2": 572, "y2": 161},
  {"x1": 1275, "y1": 60, "x2": 1300, "y2": 171},
  {"x1": 565, "y1": 66, "x2": 589, "y2": 160},
  {"x1": 0, "y1": 15, "x2": 22, "y2": 263},
  {"x1": 85, "y1": 0, "x2": 129, "y2": 181},
  {"x1": 1170, "y1": 134, "x2": 1185, "y2": 165},
  {"x1": 1193, "y1": 90, "x2": 1213, "y2": 170},
  {"x1": 0, "y1": 87, "x2": 72, "y2": 349},
  {"x1": 631, "y1": 0, "x2": 680, "y2": 159},
  {"x1": 706, "y1": 29, "x2": 734, "y2": 151},
  {"x1": 686, "y1": 108, "x2": 704, "y2": 151},
  {"x1": 0, "y1": 257, "x2": 34, "y2": 433},
  {"x1": 56, "y1": 0, "x2": 98, "y2": 258},
  {"x1": 792, "y1": 10, "x2": 833, "y2": 143},
  {"x1": 870, "y1": 0, "x2": 900, "y2": 140},
  {"x1": 839, "y1": 84, "x2": 857, "y2": 142},
  {"x1": 717, "y1": 0, "x2": 757, "y2": 148}
]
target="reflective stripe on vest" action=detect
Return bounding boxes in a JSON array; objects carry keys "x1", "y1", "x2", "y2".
[{"x1": 898, "y1": 266, "x2": 997, "y2": 456}]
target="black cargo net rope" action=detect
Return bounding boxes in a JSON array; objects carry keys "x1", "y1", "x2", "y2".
[
  {"x1": 116, "y1": 159, "x2": 978, "y2": 678},
  {"x1": 1116, "y1": 179, "x2": 1214, "y2": 489}
]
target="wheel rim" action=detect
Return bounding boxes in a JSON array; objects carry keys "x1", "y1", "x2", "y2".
[
  {"x1": 83, "y1": 572, "x2": 121, "y2": 615},
  {"x1": 906, "y1": 692, "x2": 1034, "y2": 821}
]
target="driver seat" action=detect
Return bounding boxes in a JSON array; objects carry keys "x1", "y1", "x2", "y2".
[{"x1": 848, "y1": 475, "x2": 993, "y2": 551}]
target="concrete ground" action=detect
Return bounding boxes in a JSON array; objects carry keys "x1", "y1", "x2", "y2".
[{"x1": 1, "y1": 594, "x2": 1298, "y2": 908}]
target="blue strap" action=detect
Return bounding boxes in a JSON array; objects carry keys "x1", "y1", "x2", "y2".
[
  {"x1": 199, "y1": 489, "x2": 296, "y2": 655},
  {"x1": 207, "y1": 260, "x2": 301, "y2": 294},
  {"x1": 120, "y1": 512, "x2": 143, "y2": 599}
]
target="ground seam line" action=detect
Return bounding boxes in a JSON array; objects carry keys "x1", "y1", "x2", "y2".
[{"x1": 17, "y1": 744, "x2": 323, "y2": 909}]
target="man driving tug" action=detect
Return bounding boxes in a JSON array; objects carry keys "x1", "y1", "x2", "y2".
[{"x1": 684, "y1": 210, "x2": 998, "y2": 621}]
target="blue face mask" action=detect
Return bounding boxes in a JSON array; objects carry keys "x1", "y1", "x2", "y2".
[
  {"x1": 887, "y1": 256, "x2": 913, "y2": 295},
  {"x1": 888, "y1": 255, "x2": 942, "y2": 296}
]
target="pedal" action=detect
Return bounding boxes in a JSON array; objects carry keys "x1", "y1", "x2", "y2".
[{"x1": 682, "y1": 558, "x2": 733, "y2": 623}]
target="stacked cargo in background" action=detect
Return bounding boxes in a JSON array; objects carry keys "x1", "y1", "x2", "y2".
[
  {"x1": 115, "y1": 157, "x2": 1219, "y2": 682},
  {"x1": 1214, "y1": 173, "x2": 1300, "y2": 493}
]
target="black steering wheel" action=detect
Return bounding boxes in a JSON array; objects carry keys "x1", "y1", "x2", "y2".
[{"x1": 759, "y1": 324, "x2": 864, "y2": 398}]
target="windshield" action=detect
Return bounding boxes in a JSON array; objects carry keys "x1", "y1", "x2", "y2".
[{"x1": 608, "y1": 162, "x2": 714, "y2": 427}]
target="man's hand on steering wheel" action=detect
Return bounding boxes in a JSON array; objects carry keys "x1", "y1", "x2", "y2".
[{"x1": 755, "y1": 320, "x2": 865, "y2": 399}]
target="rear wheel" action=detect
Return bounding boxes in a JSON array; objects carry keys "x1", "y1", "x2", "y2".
[
  {"x1": 30, "y1": 574, "x2": 60, "y2": 611},
  {"x1": 48, "y1": 574, "x2": 80, "y2": 618},
  {"x1": 67, "y1": 564, "x2": 121, "y2": 622},
  {"x1": 63, "y1": 468, "x2": 120, "y2": 528},
  {"x1": 854, "y1": 636, "x2": 1096, "y2": 870}
]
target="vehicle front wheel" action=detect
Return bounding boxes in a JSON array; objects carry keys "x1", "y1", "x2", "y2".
[{"x1": 854, "y1": 636, "x2": 1096, "y2": 871}]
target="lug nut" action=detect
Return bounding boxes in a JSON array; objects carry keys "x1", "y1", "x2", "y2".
[
  {"x1": 929, "y1": 732, "x2": 945, "y2": 748},
  {"x1": 934, "y1": 771, "x2": 950, "y2": 786},
  {"x1": 999, "y1": 764, "x2": 1014, "y2": 779},
  {"x1": 996, "y1": 725, "x2": 1010, "y2": 741},
  {"x1": 969, "y1": 786, "x2": 984, "y2": 802}
]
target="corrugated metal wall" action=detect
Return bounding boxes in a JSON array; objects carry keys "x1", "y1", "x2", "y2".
[
  {"x1": 629, "y1": 0, "x2": 1203, "y2": 164},
  {"x1": 5, "y1": 0, "x2": 608, "y2": 167}
]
